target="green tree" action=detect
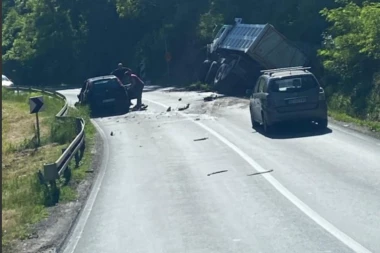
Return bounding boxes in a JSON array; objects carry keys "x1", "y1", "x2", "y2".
[{"x1": 319, "y1": 1, "x2": 380, "y2": 118}]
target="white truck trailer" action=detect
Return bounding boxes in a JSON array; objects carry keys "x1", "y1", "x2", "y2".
[{"x1": 198, "y1": 18, "x2": 308, "y2": 95}]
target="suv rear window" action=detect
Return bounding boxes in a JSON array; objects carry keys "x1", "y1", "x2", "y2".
[
  {"x1": 91, "y1": 79, "x2": 121, "y2": 93},
  {"x1": 269, "y1": 75, "x2": 318, "y2": 93}
]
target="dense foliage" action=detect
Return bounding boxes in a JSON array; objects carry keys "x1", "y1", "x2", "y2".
[{"x1": 2, "y1": 0, "x2": 379, "y2": 119}]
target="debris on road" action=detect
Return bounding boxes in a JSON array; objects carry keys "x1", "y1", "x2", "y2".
[
  {"x1": 195, "y1": 118, "x2": 200, "y2": 121},
  {"x1": 167, "y1": 106, "x2": 171, "y2": 112},
  {"x1": 194, "y1": 137, "x2": 208, "y2": 142},
  {"x1": 178, "y1": 98, "x2": 182, "y2": 101},
  {"x1": 204, "y1": 94, "x2": 218, "y2": 102},
  {"x1": 247, "y1": 169, "x2": 273, "y2": 176},
  {"x1": 178, "y1": 103, "x2": 190, "y2": 111},
  {"x1": 110, "y1": 131, "x2": 114, "y2": 136},
  {"x1": 207, "y1": 170, "x2": 228, "y2": 176}
]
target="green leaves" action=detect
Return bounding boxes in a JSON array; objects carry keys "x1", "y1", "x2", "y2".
[
  {"x1": 197, "y1": 12, "x2": 224, "y2": 42},
  {"x1": 319, "y1": 1, "x2": 380, "y2": 117}
]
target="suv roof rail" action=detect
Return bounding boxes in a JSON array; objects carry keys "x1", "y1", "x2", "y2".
[{"x1": 261, "y1": 66, "x2": 311, "y2": 76}]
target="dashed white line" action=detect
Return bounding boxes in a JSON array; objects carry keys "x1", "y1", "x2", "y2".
[{"x1": 145, "y1": 98, "x2": 373, "y2": 253}]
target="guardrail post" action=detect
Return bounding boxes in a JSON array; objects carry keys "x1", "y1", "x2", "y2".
[
  {"x1": 75, "y1": 152, "x2": 80, "y2": 168},
  {"x1": 80, "y1": 138, "x2": 86, "y2": 160},
  {"x1": 44, "y1": 163, "x2": 59, "y2": 181},
  {"x1": 43, "y1": 163, "x2": 60, "y2": 206},
  {"x1": 62, "y1": 148, "x2": 72, "y2": 184},
  {"x1": 49, "y1": 180, "x2": 60, "y2": 205}
]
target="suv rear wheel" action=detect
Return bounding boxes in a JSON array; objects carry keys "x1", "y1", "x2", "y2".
[
  {"x1": 250, "y1": 108, "x2": 259, "y2": 129},
  {"x1": 262, "y1": 112, "x2": 273, "y2": 134}
]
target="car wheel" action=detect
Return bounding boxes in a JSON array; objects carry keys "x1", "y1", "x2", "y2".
[
  {"x1": 124, "y1": 101, "x2": 130, "y2": 113},
  {"x1": 262, "y1": 113, "x2": 273, "y2": 134},
  {"x1": 250, "y1": 108, "x2": 259, "y2": 129},
  {"x1": 317, "y1": 118, "x2": 328, "y2": 129},
  {"x1": 198, "y1": 59, "x2": 212, "y2": 83},
  {"x1": 204, "y1": 61, "x2": 219, "y2": 85}
]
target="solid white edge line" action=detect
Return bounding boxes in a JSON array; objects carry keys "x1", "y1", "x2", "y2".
[
  {"x1": 62, "y1": 119, "x2": 111, "y2": 253},
  {"x1": 145, "y1": 98, "x2": 372, "y2": 253}
]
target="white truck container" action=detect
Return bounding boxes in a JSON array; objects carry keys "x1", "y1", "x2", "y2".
[{"x1": 199, "y1": 18, "x2": 308, "y2": 95}]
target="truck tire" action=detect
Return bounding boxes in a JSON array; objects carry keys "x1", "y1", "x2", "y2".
[
  {"x1": 198, "y1": 59, "x2": 212, "y2": 83},
  {"x1": 204, "y1": 61, "x2": 219, "y2": 85},
  {"x1": 214, "y1": 63, "x2": 239, "y2": 95}
]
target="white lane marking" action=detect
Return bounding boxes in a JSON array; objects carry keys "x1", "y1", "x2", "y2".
[
  {"x1": 145, "y1": 98, "x2": 372, "y2": 253},
  {"x1": 62, "y1": 119, "x2": 111, "y2": 253}
]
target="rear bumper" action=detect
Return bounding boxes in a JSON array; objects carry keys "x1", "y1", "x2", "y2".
[
  {"x1": 91, "y1": 99, "x2": 126, "y2": 110},
  {"x1": 265, "y1": 102, "x2": 327, "y2": 125}
]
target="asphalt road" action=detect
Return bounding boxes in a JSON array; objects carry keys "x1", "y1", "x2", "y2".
[{"x1": 60, "y1": 87, "x2": 380, "y2": 253}]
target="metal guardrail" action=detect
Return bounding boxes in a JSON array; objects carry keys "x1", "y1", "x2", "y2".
[{"x1": 4, "y1": 86, "x2": 85, "y2": 182}]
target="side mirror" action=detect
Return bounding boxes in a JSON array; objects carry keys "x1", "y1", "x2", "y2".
[{"x1": 245, "y1": 89, "x2": 253, "y2": 97}]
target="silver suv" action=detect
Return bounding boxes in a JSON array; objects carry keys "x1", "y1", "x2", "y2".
[{"x1": 246, "y1": 67, "x2": 328, "y2": 133}]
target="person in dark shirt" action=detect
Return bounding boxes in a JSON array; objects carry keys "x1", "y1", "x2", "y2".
[
  {"x1": 78, "y1": 79, "x2": 88, "y2": 101},
  {"x1": 111, "y1": 63, "x2": 129, "y2": 83},
  {"x1": 124, "y1": 69, "x2": 145, "y2": 110}
]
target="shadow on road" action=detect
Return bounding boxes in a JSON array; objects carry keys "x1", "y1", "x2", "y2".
[
  {"x1": 90, "y1": 107, "x2": 129, "y2": 119},
  {"x1": 253, "y1": 122, "x2": 333, "y2": 139}
]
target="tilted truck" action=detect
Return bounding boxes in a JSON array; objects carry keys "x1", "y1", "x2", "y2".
[{"x1": 198, "y1": 18, "x2": 309, "y2": 95}]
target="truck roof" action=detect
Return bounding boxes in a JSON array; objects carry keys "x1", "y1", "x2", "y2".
[
  {"x1": 218, "y1": 24, "x2": 267, "y2": 53},
  {"x1": 212, "y1": 20, "x2": 308, "y2": 68}
]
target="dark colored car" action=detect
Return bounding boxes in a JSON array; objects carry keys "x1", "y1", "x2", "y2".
[
  {"x1": 246, "y1": 67, "x2": 328, "y2": 134},
  {"x1": 78, "y1": 75, "x2": 130, "y2": 115}
]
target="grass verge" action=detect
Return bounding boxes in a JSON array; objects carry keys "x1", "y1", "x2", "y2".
[
  {"x1": 1, "y1": 88, "x2": 77, "y2": 249},
  {"x1": 328, "y1": 110, "x2": 380, "y2": 133}
]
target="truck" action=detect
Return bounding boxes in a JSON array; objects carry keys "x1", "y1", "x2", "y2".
[{"x1": 198, "y1": 18, "x2": 308, "y2": 95}]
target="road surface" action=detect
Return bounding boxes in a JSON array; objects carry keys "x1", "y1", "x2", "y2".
[{"x1": 60, "y1": 87, "x2": 380, "y2": 253}]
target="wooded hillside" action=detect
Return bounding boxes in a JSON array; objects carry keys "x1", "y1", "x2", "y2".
[{"x1": 2, "y1": 0, "x2": 379, "y2": 119}]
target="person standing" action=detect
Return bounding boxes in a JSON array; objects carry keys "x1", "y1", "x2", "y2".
[
  {"x1": 111, "y1": 63, "x2": 129, "y2": 83},
  {"x1": 124, "y1": 69, "x2": 145, "y2": 110}
]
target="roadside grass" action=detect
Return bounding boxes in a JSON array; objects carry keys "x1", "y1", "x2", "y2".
[
  {"x1": 1, "y1": 88, "x2": 76, "y2": 248},
  {"x1": 187, "y1": 82, "x2": 213, "y2": 92},
  {"x1": 328, "y1": 110, "x2": 380, "y2": 132}
]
